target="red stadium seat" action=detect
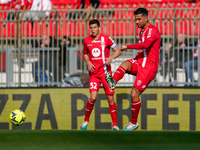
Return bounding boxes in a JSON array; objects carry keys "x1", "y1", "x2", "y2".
[
  {"x1": 176, "y1": 20, "x2": 194, "y2": 35},
  {"x1": 51, "y1": 0, "x2": 61, "y2": 5},
  {"x1": 59, "y1": 0, "x2": 77, "y2": 9},
  {"x1": 157, "y1": 3, "x2": 175, "y2": 19},
  {"x1": 115, "y1": 0, "x2": 134, "y2": 5},
  {"x1": 187, "y1": 2, "x2": 200, "y2": 18},
  {"x1": 1, "y1": 0, "x2": 199, "y2": 39},
  {"x1": 77, "y1": 21, "x2": 85, "y2": 36},
  {"x1": 32, "y1": 21, "x2": 61, "y2": 37},
  {"x1": 194, "y1": 20, "x2": 200, "y2": 35},
  {"x1": 51, "y1": 0, "x2": 77, "y2": 17},
  {"x1": 0, "y1": 5, "x2": 9, "y2": 20},
  {"x1": 104, "y1": 21, "x2": 112, "y2": 36},
  {"x1": 56, "y1": 5, "x2": 68, "y2": 18},
  {"x1": 99, "y1": 0, "x2": 118, "y2": 9},
  {"x1": 32, "y1": 22, "x2": 44, "y2": 37},
  {"x1": 100, "y1": 21, "x2": 105, "y2": 35},
  {"x1": 60, "y1": 21, "x2": 76, "y2": 37},
  {"x1": 165, "y1": 20, "x2": 174, "y2": 35},
  {"x1": 48, "y1": 21, "x2": 59, "y2": 37},
  {"x1": 150, "y1": 0, "x2": 188, "y2": 2},
  {"x1": 104, "y1": 21, "x2": 120, "y2": 36},
  {"x1": 135, "y1": 25, "x2": 141, "y2": 35},
  {"x1": 143, "y1": 3, "x2": 157, "y2": 18},
  {"x1": 105, "y1": 20, "x2": 138, "y2": 36},
  {"x1": 124, "y1": 20, "x2": 135, "y2": 36},
  {"x1": 133, "y1": 0, "x2": 149, "y2": 4},
  {"x1": 104, "y1": 20, "x2": 137, "y2": 37},
  {"x1": 60, "y1": 21, "x2": 85, "y2": 37},
  {"x1": 59, "y1": 0, "x2": 78, "y2": 5},
  {"x1": 187, "y1": 20, "x2": 195, "y2": 35},
  {"x1": 99, "y1": 0, "x2": 117, "y2": 5},
  {"x1": 155, "y1": 19, "x2": 163, "y2": 35},
  {"x1": 4, "y1": 22, "x2": 17, "y2": 37},
  {"x1": 156, "y1": 19, "x2": 174, "y2": 35},
  {"x1": 174, "y1": 2, "x2": 187, "y2": 18},
  {"x1": 21, "y1": 22, "x2": 32, "y2": 37},
  {"x1": 101, "y1": 20, "x2": 124, "y2": 36},
  {"x1": 0, "y1": 22, "x2": 3, "y2": 37}
]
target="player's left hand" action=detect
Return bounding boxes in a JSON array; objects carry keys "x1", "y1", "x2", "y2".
[{"x1": 104, "y1": 57, "x2": 112, "y2": 66}]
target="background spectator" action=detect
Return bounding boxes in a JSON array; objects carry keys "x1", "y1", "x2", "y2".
[
  {"x1": 54, "y1": 36, "x2": 72, "y2": 83},
  {"x1": 32, "y1": 34, "x2": 55, "y2": 84},
  {"x1": 59, "y1": 36, "x2": 71, "y2": 67},
  {"x1": 160, "y1": 33, "x2": 193, "y2": 81},
  {"x1": 184, "y1": 38, "x2": 200, "y2": 83},
  {"x1": 174, "y1": 33, "x2": 192, "y2": 69},
  {"x1": 160, "y1": 43, "x2": 174, "y2": 81}
]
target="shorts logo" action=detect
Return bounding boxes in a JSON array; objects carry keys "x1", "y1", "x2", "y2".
[
  {"x1": 137, "y1": 80, "x2": 142, "y2": 86},
  {"x1": 92, "y1": 48, "x2": 101, "y2": 57},
  {"x1": 142, "y1": 85, "x2": 146, "y2": 88}
]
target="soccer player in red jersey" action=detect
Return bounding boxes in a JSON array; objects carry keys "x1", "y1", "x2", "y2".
[
  {"x1": 106, "y1": 8, "x2": 161, "y2": 131},
  {"x1": 80, "y1": 19, "x2": 121, "y2": 131}
]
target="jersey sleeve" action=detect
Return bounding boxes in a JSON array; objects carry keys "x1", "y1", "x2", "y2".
[
  {"x1": 107, "y1": 36, "x2": 117, "y2": 49},
  {"x1": 127, "y1": 27, "x2": 160, "y2": 49},
  {"x1": 146, "y1": 27, "x2": 160, "y2": 43},
  {"x1": 83, "y1": 39, "x2": 88, "y2": 54}
]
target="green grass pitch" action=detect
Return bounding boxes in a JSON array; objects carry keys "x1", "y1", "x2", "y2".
[{"x1": 0, "y1": 130, "x2": 200, "y2": 150}]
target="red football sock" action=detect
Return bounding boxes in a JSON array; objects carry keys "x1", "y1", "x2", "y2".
[
  {"x1": 84, "y1": 99, "x2": 95, "y2": 122},
  {"x1": 109, "y1": 103, "x2": 118, "y2": 127},
  {"x1": 113, "y1": 66, "x2": 126, "y2": 83},
  {"x1": 130, "y1": 99, "x2": 141, "y2": 124}
]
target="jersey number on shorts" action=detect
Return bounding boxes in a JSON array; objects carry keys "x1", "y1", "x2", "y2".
[{"x1": 90, "y1": 82, "x2": 97, "y2": 89}]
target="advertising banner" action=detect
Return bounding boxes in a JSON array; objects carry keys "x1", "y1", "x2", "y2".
[{"x1": 0, "y1": 88, "x2": 200, "y2": 131}]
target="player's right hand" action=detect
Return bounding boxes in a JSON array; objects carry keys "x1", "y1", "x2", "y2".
[
  {"x1": 87, "y1": 62, "x2": 96, "y2": 72},
  {"x1": 121, "y1": 45, "x2": 127, "y2": 51}
]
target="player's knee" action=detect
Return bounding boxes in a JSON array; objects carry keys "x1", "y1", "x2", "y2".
[
  {"x1": 131, "y1": 94, "x2": 139, "y2": 101},
  {"x1": 131, "y1": 88, "x2": 140, "y2": 101},
  {"x1": 107, "y1": 99, "x2": 115, "y2": 104},
  {"x1": 121, "y1": 61, "x2": 127, "y2": 67},
  {"x1": 121, "y1": 61, "x2": 131, "y2": 71},
  {"x1": 90, "y1": 96, "x2": 97, "y2": 102},
  {"x1": 107, "y1": 95, "x2": 115, "y2": 104}
]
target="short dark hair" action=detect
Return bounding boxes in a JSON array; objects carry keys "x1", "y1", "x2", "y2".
[
  {"x1": 89, "y1": 19, "x2": 100, "y2": 27},
  {"x1": 134, "y1": 8, "x2": 148, "y2": 17}
]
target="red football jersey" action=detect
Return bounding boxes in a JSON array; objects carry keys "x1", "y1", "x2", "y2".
[
  {"x1": 83, "y1": 33, "x2": 117, "y2": 75},
  {"x1": 127, "y1": 24, "x2": 161, "y2": 72}
]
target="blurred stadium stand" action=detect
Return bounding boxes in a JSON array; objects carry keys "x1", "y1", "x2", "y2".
[{"x1": 0, "y1": 0, "x2": 200, "y2": 87}]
